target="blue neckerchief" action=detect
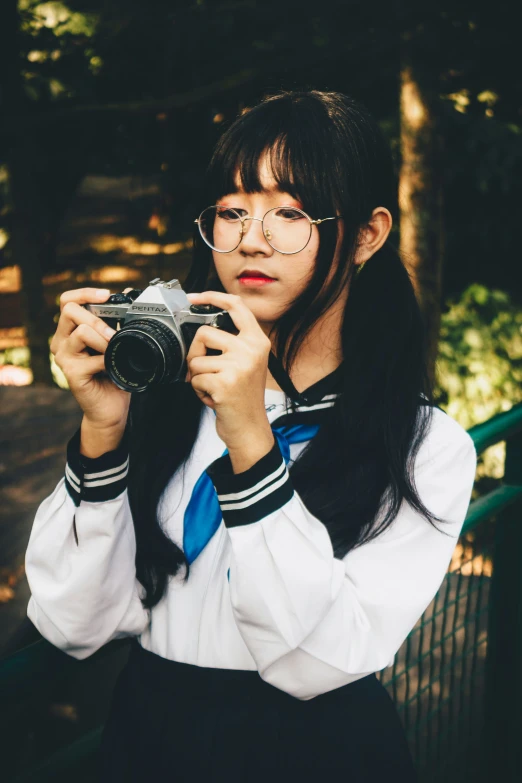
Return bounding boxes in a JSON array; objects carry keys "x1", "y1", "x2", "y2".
[{"x1": 182, "y1": 422, "x2": 319, "y2": 564}]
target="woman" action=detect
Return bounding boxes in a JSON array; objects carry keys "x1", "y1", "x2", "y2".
[{"x1": 25, "y1": 90, "x2": 477, "y2": 782}]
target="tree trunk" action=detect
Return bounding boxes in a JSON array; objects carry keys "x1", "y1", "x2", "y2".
[
  {"x1": 398, "y1": 35, "x2": 445, "y2": 384},
  {"x1": 8, "y1": 159, "x2": 56, "y2": 386},
  {"x1": 7, "y1": 131, "x2": 92, "y2": 384}
]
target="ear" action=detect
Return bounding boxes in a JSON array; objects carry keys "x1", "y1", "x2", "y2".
[{"x1": 354, "y1": 207, "x2": 393, "y2": 265}]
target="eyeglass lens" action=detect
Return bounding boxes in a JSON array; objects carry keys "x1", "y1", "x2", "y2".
[{"x1": 198, "y1": 206, "x2": 312, "y2": 253}]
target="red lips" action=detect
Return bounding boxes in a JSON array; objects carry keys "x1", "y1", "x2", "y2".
[{"x1": 238, "y1": 269, "x2": 276, "y2": 280}]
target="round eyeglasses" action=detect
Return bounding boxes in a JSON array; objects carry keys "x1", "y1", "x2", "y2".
[{"x1": 194, "y1": 205, "x2": 341, "y2": 255}]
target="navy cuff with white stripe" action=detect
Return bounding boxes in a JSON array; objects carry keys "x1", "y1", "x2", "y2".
[
  {"x1": 206, "y1": 439, "x2": 294, "y2": 528},
  {"x1": 65, "y1": 426, "x2": 130, "y2": 507}
]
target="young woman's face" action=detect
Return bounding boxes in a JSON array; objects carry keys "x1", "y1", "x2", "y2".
[{"x1": 211, "y1": 154, "x2": 322, "y2": 332}]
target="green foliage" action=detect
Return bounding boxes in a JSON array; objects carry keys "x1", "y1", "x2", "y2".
[
  {"x1": 18, "y1": 0, "x2": 100, "y2": 103},
  {"x1": 435, "y1": 284, "x2": 522, "y2": 430},
  {"x1": 0, "y1": 341, "x2": 69, "y2": 388},
  {"x1": 0, "y1": 346, "x2": 30, "y2": 368}
]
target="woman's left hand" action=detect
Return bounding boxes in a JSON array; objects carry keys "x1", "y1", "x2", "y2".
[{"x1": 185, "y1": 291, "x2": 275, "y2": 460}]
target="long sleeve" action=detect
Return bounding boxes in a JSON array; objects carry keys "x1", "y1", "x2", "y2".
[
  {"x1": 206, "y1": 409, "x2": 477, "y2": 700},
  {"x1": 25, "y1": 426, "x2": 150, "y2": 660}
]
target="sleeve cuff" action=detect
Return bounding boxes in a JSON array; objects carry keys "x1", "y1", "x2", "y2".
[
  {"x1": 65, "y1": 425, "x2": 130, "y2": 507},
  {"x1": 206, "y1": 438, "x2": 293, "y2": 527}
]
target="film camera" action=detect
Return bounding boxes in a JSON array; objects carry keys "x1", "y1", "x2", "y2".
[{"x1": 82, "y1": 278, "x2": 238, "y2": 392}]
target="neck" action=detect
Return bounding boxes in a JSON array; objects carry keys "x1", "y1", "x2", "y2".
[{"x1": 262, "y1": 297, "x2": 345, "y2": 394}]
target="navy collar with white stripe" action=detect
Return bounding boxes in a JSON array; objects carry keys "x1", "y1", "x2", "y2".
[
  {"x1": 267, "y1": 351, "x2": 343, "y2": 408},
  {"x1": 266, "y1": 353, "x2": 343, "y2": 429},
  {"x1": 265, "y1": 354, "x2": 438, "y2": 429}
]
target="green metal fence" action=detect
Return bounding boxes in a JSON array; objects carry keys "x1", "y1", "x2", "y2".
[
  {"x1": 376, "y1": 402, "x2": 522, "y2": 782},
  {"x1": 2, "y1": 402, "x2": 522, "y2": 783}
]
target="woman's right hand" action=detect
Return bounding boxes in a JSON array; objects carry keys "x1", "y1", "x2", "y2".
[{"x1": 50, "y1": 287, "x2": 132, "y2": 431}]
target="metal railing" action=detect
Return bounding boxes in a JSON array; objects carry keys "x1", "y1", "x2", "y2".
[
  {"x1": 2, "y1": 402, "x2": 522, "y2": 783},
  {"x1": 377, "y1": 402, "x2": 522, "y2": 782}
]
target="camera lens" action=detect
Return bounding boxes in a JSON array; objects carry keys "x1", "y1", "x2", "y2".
[
  {"x1": 104, "y1": 319, "x2": 183, "y2": 392},
  {"x1": 120, "y1": 341, "x2": 156, "y2": 374}
]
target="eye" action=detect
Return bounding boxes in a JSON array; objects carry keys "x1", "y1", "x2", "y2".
[
  {"x1": 216, "y1": 207, "x2": 246, "y2": 220},
  {"x1": 274, "y1": 207, "x2": 305, "y2": 221}
]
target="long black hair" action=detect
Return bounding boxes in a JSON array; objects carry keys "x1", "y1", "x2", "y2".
[{"x1": 128, "y1": 89, "x2": 443, "y2": 611}]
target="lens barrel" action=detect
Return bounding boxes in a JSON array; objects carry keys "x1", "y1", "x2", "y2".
[{"x1": 104, "y1": 319, "x2": 183, "y2": 392}]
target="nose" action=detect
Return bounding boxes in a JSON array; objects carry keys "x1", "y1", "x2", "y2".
[{"x1": 239, "y1": 217, "x2": 274, "y2": 255}]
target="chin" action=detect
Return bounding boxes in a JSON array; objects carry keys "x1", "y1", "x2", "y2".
[
  {"x1": 242, "y1": 300, "x2": 284, "y2": 325},
  {"x1": 218, "y1": 277, "x2": 288, "y2": 321}
]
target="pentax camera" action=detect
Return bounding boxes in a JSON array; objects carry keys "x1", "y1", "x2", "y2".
[{"x1": 82, "y1": 277, "x2": 238, "y2": 392}]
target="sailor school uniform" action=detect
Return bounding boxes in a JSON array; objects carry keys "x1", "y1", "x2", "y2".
[{"x1": 24, "y1": 369, "x2": 477, "y2": 780}]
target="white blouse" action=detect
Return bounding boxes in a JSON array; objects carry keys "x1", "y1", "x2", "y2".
[{"x1": 25, "y1": 385, "x2": 477, "y2": 701}]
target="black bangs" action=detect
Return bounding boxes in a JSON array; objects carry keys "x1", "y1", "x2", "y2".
[{"x1": 203, "y1": 93, "x2": 337, "y2": 216}]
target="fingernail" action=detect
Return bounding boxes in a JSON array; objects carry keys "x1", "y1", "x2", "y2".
[
  {"x1": 104, "y1": 326, "x2": 116, "y2": 339},
  {"x1": 96, "y1": 289, "x2": 111, "y2": 300}
]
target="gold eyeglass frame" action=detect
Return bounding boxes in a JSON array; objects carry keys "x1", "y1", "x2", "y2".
[{"x1": 194, "y1": 205, "x2": 341, "y2": 255}]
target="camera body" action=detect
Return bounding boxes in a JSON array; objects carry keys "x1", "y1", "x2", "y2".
[{"x1": 83, "y1": 277, "x2": 237, "y2": 392}]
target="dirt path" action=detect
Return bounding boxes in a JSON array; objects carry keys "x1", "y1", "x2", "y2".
[{"x1": 0, "y1": 385, "x2": 83, "y2": 654}]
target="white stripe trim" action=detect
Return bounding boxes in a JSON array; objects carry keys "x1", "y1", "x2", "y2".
[
  {"x1": 297, "y1": 401, "x2": 336, "y2": 412},
  {"x1": 220, "y1": 470, "x2": 290, "y2": 511},
  {"x1": 65, "y1": 464, "x2": 80, "y2": 490},
  {"x1": 83, "y1": 465, "x2": 129, "y2": 488},
  {"x1": 84, "y1": 457, "x2": 129, "y2": 480},
  {"x1": 217, "y1": 459, "x2": 286, "y2": 503},
  {"x1": 285, "y1": 400, "x2": 336, "y2": 414}
]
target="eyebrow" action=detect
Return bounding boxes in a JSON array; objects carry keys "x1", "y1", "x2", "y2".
[
  {"x1": 226, "y1": 182, "x2": 299, "y2": 194},
  {"x1": 219, "y1": 191, "x2": 303, "y2": 207}
]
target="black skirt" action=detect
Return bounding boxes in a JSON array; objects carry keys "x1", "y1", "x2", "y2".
[{"x1": 98, "y1": 637, "x2": 418, "y2": 782}]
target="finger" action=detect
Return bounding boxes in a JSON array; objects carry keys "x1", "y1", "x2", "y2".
[
  {"x1": 55, "y1": 301, "x2": 116, "y2": 345},
  {"x1": 60, "y1": 288, "x2": 111, "y2": 312},
  {"x1": 83, "y1": 354, "x2": 107, "y2": 376},
  {"x1": 190, "y1": 372, "x2": 219, "y2": 403},
  {"x1": 187, "y1": 355, "x2": 225, "y2": 377},
  {"x1": 186, "y1": 291, "x2": 257, "y2": 333},
  {"x1": 185, "y1": 325, "x2": 238, "y2": 364},
  {"x1": 67, "y1": 323, "x2": 110, "y2": 356},
  {"x1": 56, "y1": 352, "x2": 106, "y2": 381}
]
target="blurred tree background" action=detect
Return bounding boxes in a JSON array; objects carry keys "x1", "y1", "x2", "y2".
[{"x1": 1, "y1": 4, "x2": 521, "y2": 777}]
